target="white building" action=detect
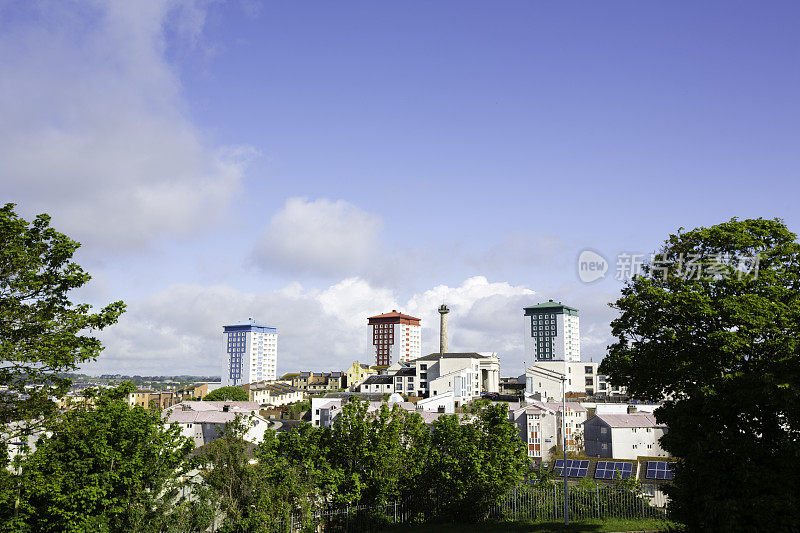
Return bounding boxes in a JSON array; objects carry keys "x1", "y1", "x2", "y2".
[
  {"x1": 412, "y1": 352, "x2": 500, "y2": 399},
  {"x1": 163, "y1": 401, "x2": 269, "y2": 448},
  {"x1": 359, "y1": 374, "x2": 394, "y2": 394},
  {"x1": 222, "y1": 318, "x2": 278, "y2": 386},
  {"x1": 509, "y1": 400, "x2": 587, "y2": 460},
  {"x1": 523, "y1": 300, "x2": 580, "y2": 362},
  {"x1": 367, "y1": 311, "x2": 422, "y2": 366},
  {"x1": 525, "y1": 361, "x2": 599, "y2": 400},
  {"x1": 583, "y1": 413, "x2": 669, "y2": 460},
  {"x1": 244, "y1": 381, "x2": 304, "y2": 407}
]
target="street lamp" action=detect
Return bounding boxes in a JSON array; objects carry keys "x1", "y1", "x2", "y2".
[{"x1": 526, "y1": 365, "x2": 570, "y2": 526}]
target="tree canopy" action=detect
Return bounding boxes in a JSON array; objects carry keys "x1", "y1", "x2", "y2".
[
  {"x1": 204, "y1": 386, "x2": 249, "y2": 402},
  {"x1": 6, "y1": 382, "x2": 193, "y2": 532},
  {"x1": 0, "y1": 204, "x2": 125, "y2": 433},
  {"x1": 599, "y1": 218, "x2": 800, "y2": 532},
  {"x1": 193, "y1": 399, "x2": 528, "y2": 530}
]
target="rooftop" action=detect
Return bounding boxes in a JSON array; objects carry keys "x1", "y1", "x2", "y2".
[
  {"x1": 523, "y1": 300, "x2": 579, "y2": 314},
  {"x1": 368, "y1": 310, "x2": 421, "y2": 321},
  {"x1": 416, "y1": 352, "x2": 492, "y2": 361},
  {"x1": 362, "y1": 375, "x2": 394, "y2": 385},
  {"x1": 592, "y1": 413, "x2": 665, "y2": 428}
]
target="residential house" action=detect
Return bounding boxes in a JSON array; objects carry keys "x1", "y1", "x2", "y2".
[
  {"x1": 346, "y1": 361, "x2": 377, "y2": 391},
  {"x1": 243, "y1": 381, "x2": 304, "y2": 406},
  {"x1": 163, "y1": 401, "x2": 268, "y2": 448},
  {"x1": 583, "y1": 413, "x2": 669, "y2": 460}
]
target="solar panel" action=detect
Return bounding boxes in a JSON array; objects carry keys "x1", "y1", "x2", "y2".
[
  {"x1": 554, "y1": 459, "x2": 589, "y2": 477},
  {"x1": 594, "y1": 461, "x2": 634, "y2": 479},
  {"x1": 646, "y1": 461, "x2": 674, "y2": 480}
]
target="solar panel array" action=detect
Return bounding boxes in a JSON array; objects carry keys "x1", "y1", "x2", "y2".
[
  {"x1": 553, "y1": 459, "x2": 589, "y2": 478},
  {"x1": 645, "y1": 461, "x2": 674, "y2": 480},
  {"x1": 594, "y1": 461, "x2": 634, "y2": 479}
]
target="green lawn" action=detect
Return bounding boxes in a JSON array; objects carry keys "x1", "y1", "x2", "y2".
[{"x1": 381, "y1": 517, "x2": 683, "y2": 532}]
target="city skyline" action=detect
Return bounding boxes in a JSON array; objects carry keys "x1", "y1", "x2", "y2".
[{"x1": 1, "y1": 1, "x2": 798, "y2": 377}]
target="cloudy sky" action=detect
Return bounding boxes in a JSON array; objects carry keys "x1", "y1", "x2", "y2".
[{"x1": 2, "y1": 1, "x2": 798, "y2": 378}]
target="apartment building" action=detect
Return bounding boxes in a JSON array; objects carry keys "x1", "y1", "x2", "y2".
[
  {"x1": 367, "y1": 310, "x2": 422, "y2": 366},
  {"x1": 583, "y1": 413, "x2": 669, "y2": 460},
  {"x1": 222, "y1": 318, "x2": 278, "y2": 386}
]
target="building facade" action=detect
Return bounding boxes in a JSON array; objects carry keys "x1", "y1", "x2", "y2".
[
  {"x1": 244, "y1": 381, "x2": 304, "y2": 406},
  {"x1": 412, "y1": 352, "x2": 500, "y2": 399},
  {"x1": 346, "y1": 361, "x2": 377, "y2": 391},
  {"x1": 583, "y1": 413, "x2": 669, "y2": 460},
  {"x1": 525, "y1": 361, "x2": 599, "y2": 400},
  {"x1": 223, "y1": 318, "x2": 278, "y2": 387},
  {"x1": 367, "y1": 311, "x2": 422, "y2": 367},
  {"x1": 523, "y1": 300, "x2": 580, "y2": 362}
]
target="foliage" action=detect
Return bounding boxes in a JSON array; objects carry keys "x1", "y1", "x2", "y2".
[
  {"x1": 285, "y1": 399, "x2": 310, "y2": 418},
  {"x1": 7, "y1": 382, "x2": 193, "y2": 532},
  {"x1": 0, "y1": 204, "x2": 125, "y2": 436},
  {"x1": 599, "y1": 218, "x2": 800, "y2": 532},
  {"x1": 424, "y1": 403, "x2": 528, "y2": 521},
  {"x1": 327, "y1": 399, "x2": 431, "y2": 507},
  {"x1": 204, "y1": 386, "x2": 249, "y2": 402}
]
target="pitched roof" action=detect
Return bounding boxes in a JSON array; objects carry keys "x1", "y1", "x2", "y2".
[
  {"x1": 362, "y1": 375, "x2": 394, "y2": 385},
  {"x1": 593, "y1": 413, "x2": 665, "y2": 428},
  {"x1": 367, "y1": 310, "x2": 421, "y2": 321},
  {"x1": 394, "y1": 367, "x2": 416, "y2": 376}
]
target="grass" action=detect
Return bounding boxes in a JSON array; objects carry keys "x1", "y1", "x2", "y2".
[{"x1": 380, "y1": 517, "x2": 683, "y2": 532}]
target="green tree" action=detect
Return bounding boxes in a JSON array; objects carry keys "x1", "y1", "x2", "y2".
[
  {"x1": 11, "y1": 382, "x2": 193, "y2": 532},
  {"x1": 204, "y1": 386, "x2": 249, "y2": 402},
  {"x1": 0, "y1": 204, "x2": 125, "y2": 434},
  {"x1": 424, "y1": 403, "x2": 527, "y2": 521},
  {"x1": 599, "y1": 218, "x2": 800, "y2": 532},
  {"x1": 327, "y1": 399, "x2": 431, "y2": 507}
]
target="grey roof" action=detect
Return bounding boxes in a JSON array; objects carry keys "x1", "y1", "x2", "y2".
[
  {"x1": 362, "y1": 375, "x2": 394, "y2": 385},
  {"x1": 416, "y1": 352, "x2": 489, "y2": 361},
  {"x1": 592, "y1": 413, "x2": 665, "y2": 428},
  {"x1": 250, "y1": 382, "x2": 300, "y2": 394},
  {"x1": 394, "y1": 368, "x2": 416, "y2": 377}
]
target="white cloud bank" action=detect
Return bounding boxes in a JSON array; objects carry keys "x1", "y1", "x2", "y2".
[
  {"x1": 0, "y1": 0, "x2": 253, "y2": 249},
  {"x1": 91, "y1": 276, "x2": 570, "y2": 377},
  {"x1": 251, "y1": 197, "x2": 383, "y2": 278}
]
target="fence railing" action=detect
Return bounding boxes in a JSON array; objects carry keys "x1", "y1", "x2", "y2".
[
  {"x1": 489, "y1": 483, "x2": 668, "y2": 522},
  {"x1": 226, "y1": 482, "x2": 669, "y2": 532}
]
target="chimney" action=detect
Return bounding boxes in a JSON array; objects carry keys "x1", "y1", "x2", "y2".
[{"x1": 438, "y1": 304, "x2": 450, "y2": 354}]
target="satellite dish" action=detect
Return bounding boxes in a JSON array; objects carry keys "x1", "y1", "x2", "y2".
[{"x1": 388, "y1": 393, "x2": 404, "y2": 404}]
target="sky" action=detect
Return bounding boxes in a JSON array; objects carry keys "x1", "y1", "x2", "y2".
[{"x1": 1, "y1": 0, "x2": 798, "y2": 378}]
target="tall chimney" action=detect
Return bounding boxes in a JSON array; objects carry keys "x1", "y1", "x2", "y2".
[{"x1": 438, "y1": 304, "x2": 449, "y2": 354}]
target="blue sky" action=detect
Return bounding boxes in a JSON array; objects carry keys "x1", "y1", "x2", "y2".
[{"x1": 1, "y1": 1, "x2": 798, "y2": 377}]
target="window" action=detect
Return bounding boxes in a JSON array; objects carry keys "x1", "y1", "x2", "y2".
[{"x1": 585, "y1": 366, "x2": 593, "y2": 374}]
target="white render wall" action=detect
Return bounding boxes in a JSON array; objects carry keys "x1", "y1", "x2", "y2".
[
  {"x1": 610, "y1": 426, "x2": 669, "y2": 459},
  {"x1": 525, "y1": 361, "x2": 599, "y2": 400}
]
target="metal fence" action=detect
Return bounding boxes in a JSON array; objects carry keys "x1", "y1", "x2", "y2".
[
  {"x1": 226, "y1": 483, "x2": 669, "y2": 532},
  {"x1": 489, "y1": 483, "x2": 668, "y2": 522}
]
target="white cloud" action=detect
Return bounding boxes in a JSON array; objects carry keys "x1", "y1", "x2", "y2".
[
  {"x1": 0, "y1": 0, "x2": 254, "y2": 249},
  {"x1": 251, "y1": 198, "x2": 383, "y2": 277},
  {"x1": 88, "y1": 275, "x2": 547, "y2": 377}
]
